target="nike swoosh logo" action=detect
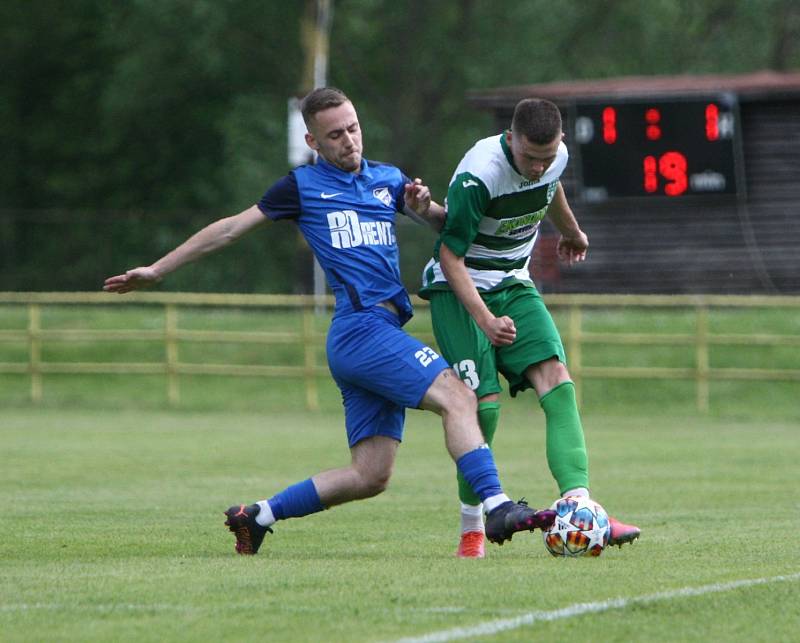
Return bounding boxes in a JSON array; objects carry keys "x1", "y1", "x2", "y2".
[{"x1": 321, "y1": 192, "x2": 343, "y2": 199}]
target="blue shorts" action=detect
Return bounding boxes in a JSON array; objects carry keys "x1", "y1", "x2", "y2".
[{"x1": 327, "y1": 306, "x2": 449, "y2": 448}]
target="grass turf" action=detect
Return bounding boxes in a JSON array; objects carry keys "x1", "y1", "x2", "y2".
[{"x1": 1, "y1": 404, "x2": 798, "y2": 642}]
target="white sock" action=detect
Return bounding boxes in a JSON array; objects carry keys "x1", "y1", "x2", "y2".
[
  {"x1": 483, "y1": 493, "x2": 511, "y2": 514},
  {"x1": 562, "y1": 487, "x2": 590, "y2": 499},
  {"x1": 460, "y1": 503, "x2": 484, "y2": 533},
  {"x1": 255, "y1": 500, "x2": 276, "y2": 527}
]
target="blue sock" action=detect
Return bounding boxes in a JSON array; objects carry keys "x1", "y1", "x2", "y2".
[
  {"x1": 456, "y1": 446, "x2": 503, "y2": 502},
  {"x1": 268, "y1": 479, "x2": 325, "y2": 521}
]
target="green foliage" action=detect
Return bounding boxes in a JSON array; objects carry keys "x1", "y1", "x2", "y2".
[
  {"x1": 0, "y1": 0, "x2": 304, "y2": 211},
  {"x1": 331, "y1": 0, "x2": 800, "y2": 195},
  {"x1": 1, "y1": 0, "x2": 798, "y2": 291},
  {"x1": 1, "y1": 407, "x2": 798, "y2": 641}
]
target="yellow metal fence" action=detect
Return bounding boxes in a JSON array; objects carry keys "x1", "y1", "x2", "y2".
[{"x1": 1, "y1": 292, "x2": 799, "y2": 412}]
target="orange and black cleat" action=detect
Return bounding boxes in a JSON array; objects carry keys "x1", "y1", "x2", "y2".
[{"x1": 224, "y1": 504, "x2": 272, "y2": 555}]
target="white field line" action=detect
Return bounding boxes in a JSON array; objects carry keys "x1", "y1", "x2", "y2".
[{"x1": 390, "y1": 572, "x2": 800, "y2": 643}]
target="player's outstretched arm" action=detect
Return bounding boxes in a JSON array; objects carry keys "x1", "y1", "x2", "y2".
[
  {"x1": 103, "y1": 266, "x2": 162, "y2": 294},
  {"x1": 103, "y1": 205, "x2": 268, "y2": 294},
  {"x1": 403, "y1": 178, "x2": 446, "y2": 231}
]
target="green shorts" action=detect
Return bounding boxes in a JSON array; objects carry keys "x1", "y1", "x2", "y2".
[{"x1": 429, "y1": 284, "x2": 566, "y2": 398}]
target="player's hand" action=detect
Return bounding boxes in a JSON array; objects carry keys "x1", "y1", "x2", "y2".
[
  {"x1": 482, "y1": 315, "x2": 516, "y2": 346},
  {"x1": 557, "y1": 231, "x2": 588, "y2": 266},
  {"x1": 103, "y1": 267, "x2": 161, "y2": 294},
  {"x1": 404, "y1": 178, "x2": 431, "y2": 216}
]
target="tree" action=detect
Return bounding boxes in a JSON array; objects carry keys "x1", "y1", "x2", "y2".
[{"x1": 1, "y1": 0, "x2": 797, "y2": 292}]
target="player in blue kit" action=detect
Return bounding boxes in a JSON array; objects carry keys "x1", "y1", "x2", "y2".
[{"x1": 103, "y1": 87, "x2": 556, "y2": 555}]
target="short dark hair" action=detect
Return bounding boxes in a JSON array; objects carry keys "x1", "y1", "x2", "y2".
[
  {"x1": 300, "y1": 87, "x2": 350, "y2": 126},
  {"x1": 511, "y1": 98, "x2": 562, "y2": 145}
]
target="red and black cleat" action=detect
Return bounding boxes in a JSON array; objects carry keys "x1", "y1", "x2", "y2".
[
  {"x1": 607, "y1": 516, "x2": 641, "y2": 548},
  {"x1": 224, "y1": 504, "x2": 272, "y2": 555}
]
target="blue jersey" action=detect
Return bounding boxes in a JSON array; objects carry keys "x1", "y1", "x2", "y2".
[{"x1": 258, "y1": 158, "x2": 414, "y2": 324}]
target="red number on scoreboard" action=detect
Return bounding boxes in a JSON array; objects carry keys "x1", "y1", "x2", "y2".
[
  {"x1": 705, "y1": 103, "x2": 719, "y2": 141},
  {"x1": 643, "y1": 152, "x2": 688, "y2": 196},
  {"x1": 643, "y1": 156, "x2": 658, "y2": 193},
  {"x1": 659, "y1": 151, "x2": 688, "y2": 196},
  {"x1": 602, "y1": 107, "x2": 617, "y2": 144}
]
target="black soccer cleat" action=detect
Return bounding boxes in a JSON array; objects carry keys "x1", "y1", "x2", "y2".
[
  {"x1": 224, "y1": 503, "x2": 272, "y2": 555},
  {"x1": 485, "y1": 500, "x2": 556, "y2": 546}
]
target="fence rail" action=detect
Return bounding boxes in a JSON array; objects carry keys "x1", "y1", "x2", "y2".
[{"x1": 1, "y1": 292, "x2": 799, "y2": 411}]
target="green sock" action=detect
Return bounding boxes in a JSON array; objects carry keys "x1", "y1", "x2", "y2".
[
  {"x1": 457, "y1": 402, "x2": 500, "y2": 505},
  {"x1": 539, "y1": 381, "x2": 589, "y2": 494}
]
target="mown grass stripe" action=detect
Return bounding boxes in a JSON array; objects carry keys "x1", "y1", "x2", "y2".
[{"x1": 392, "y1": 572, "x2": 800, "y2": 643}]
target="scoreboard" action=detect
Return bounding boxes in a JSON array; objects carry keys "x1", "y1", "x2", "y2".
[
  {"x1": 469, "y1": 71, "x2": 800, "y2": 293},
  {"x1": 571, "y1": 96, "x2": 743, "y2": 201}
]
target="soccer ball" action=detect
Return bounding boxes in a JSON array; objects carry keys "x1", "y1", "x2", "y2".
[{"x1": 543, "y1": 496, "x2": 610, "y2": 557}]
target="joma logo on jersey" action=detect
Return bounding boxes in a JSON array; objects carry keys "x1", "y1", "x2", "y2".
[
  {"x1": 327, "y1": 210, "x2": 396, "y2": 249},
  {"x1": 495, "y1": 206, "x2": 547, "y2": 236}
]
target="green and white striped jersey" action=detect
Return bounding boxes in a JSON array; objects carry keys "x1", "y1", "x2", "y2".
[{"x1": 420, "y1": 133, "x2": 567, "y2": 296}]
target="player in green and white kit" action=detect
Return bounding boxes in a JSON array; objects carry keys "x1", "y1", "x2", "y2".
[{"x1": 420, "y1": 98, "x2": 640, "y2": 558}]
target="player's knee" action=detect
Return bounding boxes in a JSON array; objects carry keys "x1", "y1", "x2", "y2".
[
  {"x1": 359, "y1": 469, "x2": 391, "y2": 498},
  {"x1": 442, "y1": 379, "x2": 477, "y2": 416},
  {"x1": 528, "y1": 357, "x2": 571, "y2": 392},
  {"x1": 348, "y1": 435, "x2": 396, "y2": 498},
  {"x1": 553, "y1": 359, "x2": 571, "y2": 378}
]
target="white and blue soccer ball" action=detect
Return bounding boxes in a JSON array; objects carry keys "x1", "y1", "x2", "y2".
[{"x1": 543, "y1": 496, "x2": 610, "y2": 557}]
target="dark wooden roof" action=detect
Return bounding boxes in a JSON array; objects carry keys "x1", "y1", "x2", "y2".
[{"x1": 468, "y1": 70, "x2": 800, "y2": 109}]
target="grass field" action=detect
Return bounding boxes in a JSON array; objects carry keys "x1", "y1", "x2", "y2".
[{"x1": 2, "y1": 403, "x2": 799, "y2": 642}]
